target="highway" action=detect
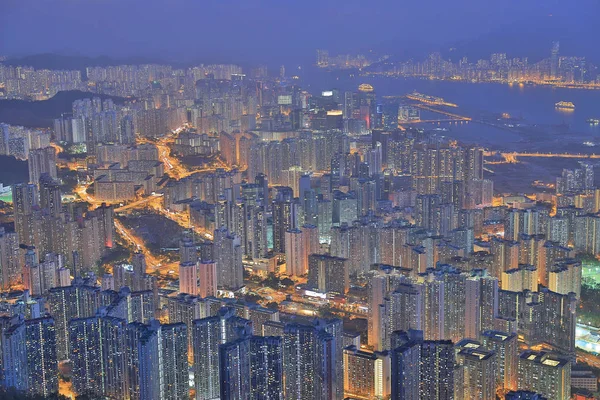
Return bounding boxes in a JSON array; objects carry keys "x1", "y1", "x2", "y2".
[
  {"x1": 575, "y1": 323, "x2": 600, "y2": 368},
  {"x1": 397, "y1": 102, "x2": 599, "y2": 166},
  {"x1": 114, "y1": 218, "x2": 179, "y2": 277},
  {"x1": 484, "y1": 151, "x2": 600, "y2": 164},
  {"x1": 70, "y1": 126, "x2": 222, "y2": 279},
  {"x1": 75, "y1": 180, "x2": 177, "y2": 276},
  {"x1": 114, "y1": 195, "x2": 163, "y2": 213},
  {"x1": 400, "y1": 118, "x2": 471, "y2": 124},
  {"x1": 411, "y1": 103, "x2": 472, "y2": 121},
  {"x1": 137, "y1": 128, "x2": 229, "y2": 180}
]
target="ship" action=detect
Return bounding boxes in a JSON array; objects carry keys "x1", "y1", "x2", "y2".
[
  {"x1": 586, "y1": 118, "x2": 600, "y2": 125},
  {"x1": 406, "y1": 92, "x2": 458, "y2": 107},
  {"x1": 555, "y1": 101, "x2": 575, "y2": 110}
]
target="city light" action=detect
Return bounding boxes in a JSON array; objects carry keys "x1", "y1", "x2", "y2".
[{"x1": 0, "y1": 21, "x2": 598, "y2": 400}]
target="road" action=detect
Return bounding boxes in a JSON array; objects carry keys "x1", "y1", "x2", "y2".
[
  {"x1": 575, "y1": 323, "x2": 600, "y2": 368},
  {"x1": 70, "y1": 128, "x2": 231, "y2": 281},
  {"x1": 485, "y1": 151, "x2": 600, "y2": 164},
  {"x1": 578, "y1": 350, "x2": 600, "y2": 369},
  {"x1": 400, "y1": 118, "x2": 471, "y2": 124},
  {"x1": 114, "y1": 195, "x2": 163, "y2": 213},
  {"x1": 411, "y1": 103, "x2": 472, "y2": 121},
  {"x1": 114, "y1": 218, "x2": 179, "y2": 276},
  {"x1": 137, "y1": 128, "x2": 229, "y2": 180},
  {"x1": 153, "y1": 205, "x2": 214, "y2": 240},
  {"x1": 74, "y1": 182, "x2": 109, "y2": 207},
  {"x1": 74, "y1": 180, "x2": 174, "y2": 275}
]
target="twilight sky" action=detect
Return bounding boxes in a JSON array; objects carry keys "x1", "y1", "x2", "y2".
[{"x1": 1, "y1": 0, "x2": 599, "y2": 65}]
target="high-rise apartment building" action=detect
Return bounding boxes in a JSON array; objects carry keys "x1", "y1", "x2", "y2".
[
  {"x1": 343, "y1": 346, "x2": 391, "y2": 399},
  {"x1": 456, "y1": 346, "x2": 497, "y2": 400},
  {"x1": 307, "y1": 254, "x2": 349, "y2": 294},
  {"x1": 3, "y1": 317, "x2": 58, "y2": 397},
  {"x1": 192, "y1": 308, "x2": 252, "y2": 399},
  {"x1": 179, "y1": 261, "x2": 199, "y2": 296},
  {"x1": 391, "y1": 330, "x2": 455, "y2": 400},
  {"x1": 219, "y1": 335, "x2": 284, "y2": 399},
  {"x1": 282, "y1": 322, "x2": 338, "y2": 400},
  {"x1": 213, "y1": 227, "x2": 244, "y2": 290},
  {"x1": 518, "y1": 351, "x2": 571, "y2": 400},
  {"x1": 28, "y1": 146, "x2": 57, "y2": 184},
  {"x1": 481, "y1": 330, "x2": 518, "y2": 392}
]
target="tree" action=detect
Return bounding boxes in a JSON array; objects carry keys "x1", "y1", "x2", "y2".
[
  {"x1": 319, "y1": 303, "x2": 336, "y2": 319},
  {"x1": 244, "y1": 293, "x2": 263, "y2": 304},
  {"x1": 261, "y1": 273, "x2": 280, "y2": 290},
  {"x1": 280, "y1": 277, "x2": 294, "y2": 288}
]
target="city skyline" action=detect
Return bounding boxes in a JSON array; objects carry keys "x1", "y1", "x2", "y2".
[
  {"x1": 1, "y1": 2, "x2": 600, "y2": 400},
  {"x1": 2, "y1": 0, "x2": 600, "y2": 65}
]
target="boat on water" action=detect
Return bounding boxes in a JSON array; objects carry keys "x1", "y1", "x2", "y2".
[
  {"x1": 587, "y1": 118, "x2": 600, "y2": 125},
  {"x1": 555, "y1": 101, "x2": 575, "y2": 110},
  {"x1": 406, "y1": 92, "x2": 458, "y2": 107}
]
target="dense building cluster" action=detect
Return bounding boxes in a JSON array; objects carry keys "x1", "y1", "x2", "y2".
[
  {"x1": 0, "y1": 65, "x2": 83, "y2": 100},
  {"x1": 9, "y1": 180, "x2": 114, "y2": 289},
  {"x1": 0, "y1": 123, "x2": 52, "y2": 160},
  {"x1": 0, "y1": 53, "x2": 597, "y2": 400},
  {"x1": 320, "y1": 43, "x2": 600, "y2": 85}
]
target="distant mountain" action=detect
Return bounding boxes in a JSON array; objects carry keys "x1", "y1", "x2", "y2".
[
  {"x1": 444, "y1": 14, "x2": 600, "y2": 63},
  {"x1": 0, "y1": 90, "x2": 129, "y2": 128}
]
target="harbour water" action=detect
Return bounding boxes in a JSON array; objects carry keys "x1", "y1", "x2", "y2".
[{"x1": 300, "y1": 68, "x2": 600, "y2": 152}]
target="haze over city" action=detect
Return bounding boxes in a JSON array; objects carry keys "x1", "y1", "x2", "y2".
[
  {"x1": 1, "y1": 1, "x2": 600, "y2": 400},
  {"x1": 2, "y1": 0, "x2": 600, "y2": 64}
]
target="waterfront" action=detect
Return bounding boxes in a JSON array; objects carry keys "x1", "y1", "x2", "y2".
[{"x1": 301, "y1": 68, "x2": 600, "y2": 152}]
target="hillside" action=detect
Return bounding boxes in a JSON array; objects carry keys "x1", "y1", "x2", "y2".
[
  {"x1": 0, "y1": 156, "x2": 28, "y2": 186},
  {"x1": 3, "y1": 53, "x2": 161, "y2": 73},
  {"x1": 0, "y1": 90, "x2": 129, "y2": 128}
]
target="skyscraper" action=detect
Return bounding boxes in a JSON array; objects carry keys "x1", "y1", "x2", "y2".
[
  {"x1": 343, "y1": 346, "x2": 391, "y2": 399},
  {"x1": 387, "y1": 283, "x2": 423, "y2": 337},
  {"x1": 28, "y1": 146, "x2": 57, "y2": 184},
  {"x1": 272, "y1": 198, "x2": 297, "y2": 254},
  {"x1": 282, "y1": 323, "x2": 337, "y2": 400},
  {"x1": 550, "y1": 41, "x2": 560, "y2": 79},
  {"x1": 179, "y1": 261, "x2": 199, "y2": 295},
  {"x1": 456, "y1": 346, "x2": 497, "y2": 400},
  {"x1": 390, "y1": 339, "x2": 421, "y2": 399},
  {"x1": 180, "y1": 233, "x2": 197, "y2": 264},
  {"x1": 307, "y1": 254, "x2": 349, "y2": 294},
  {"x1": 39, "y1": 174, "x2": 62, "y2": 217},
  {"x1": 131, "y1": 252, "x2": 147, "y2": 292},
  {"x1": 69, "y1": 315, "x2": 128, "y2": 398},
  {"x1": 213, "y1": 227, "x2": 244, "y2": 290},
  {"x1": 12, "y1": 182, "x2": 38, "y2": 246},
  {"x1": 124, "y1": 320, "x2": 189, "y2": 400},
  {"x1": 464, "y1": 271, "x2": 498, "y2": 340},
  {"x1": 0, "y1": 227, "x2": 20, "y2": 289},
  {"x1": 285, "y1": 228, "x2": 306, "y2": 276},
  {"x1": 198, "y1": 260, "x2": 218, "y2": 298},
  {"x1": 3, "y1": 317, "x2": 58, "y2": 397},
  {"x1": 219, "y1": 335, "x2": 284, "y2": 400},
  {"x1": 192, "y1": 308, "x2": 252, "y2": 399},
  {"x1": 390, "y1": 330, "x2": 455, "y2": 400},
  {"x1": 48, "y1": 281, "x2": 101, "y2": 360},
  {"x1": 481, "y1": 330, "x2": 518, "y2": 392},
  {"x1": 159, "y1": 322, "x2": 190, "y2": 400},
  {"x1": 219, "y1": 337, "x2": 251, "y2": 399},
  {"x1": 167, "y1": 293, "x2": 208, "y2": 358},
  {"x1": 518, "y1": 351, "x2": 571, "y2": 400}
]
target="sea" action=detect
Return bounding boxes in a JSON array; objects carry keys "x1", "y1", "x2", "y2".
[{"x1": 298, "y1": 67, "x2": 600, "y2": 153}]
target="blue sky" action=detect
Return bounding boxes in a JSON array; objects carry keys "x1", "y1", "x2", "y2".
[{"x1": 1, "y1": 0, "x2": 598, "y2": 65}]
